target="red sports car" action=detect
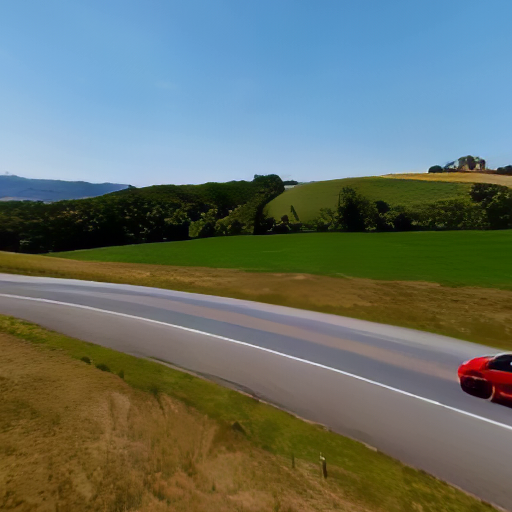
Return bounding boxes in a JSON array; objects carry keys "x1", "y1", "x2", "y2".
[{"x1": 458, "y1": 353, "x2": 512, "y2": 403}]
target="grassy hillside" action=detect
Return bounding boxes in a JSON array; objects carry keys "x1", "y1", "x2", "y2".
[
  {"x1": 266, "y1": 177, "x2": 470, "y2": 222},
  {"x1": 53, "y1": 230, "x2": 512, "y2": 290},
  {"x1": 384, "y1": 172, "x2": 512, "y2": 187},
  {"x1": 0, "y1": 316, "x2": 495, "y2": 512}
]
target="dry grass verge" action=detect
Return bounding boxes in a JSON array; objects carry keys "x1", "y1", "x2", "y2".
[
  {"x1": 1, "y1": 252, "x2": 511, "y2": 350},
  {"x1": 0, "y1": 329, "x2": 358, "y2": 511},
  {"x1": 0, "y1": 317, "x2": 497, "y2": 512},
  {"x1": 383, "y1": 172, "x2": 512, "y2": 187}
]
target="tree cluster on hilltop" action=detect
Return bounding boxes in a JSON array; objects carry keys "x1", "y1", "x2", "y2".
[
  {"x1": 428, "y1": 155, "x2": 488, "y2": 173},
  {"x1": 496, "y1": 165, "x2": 512, "y2": 175},
  {"x1": 428, "y1": 156, "x2": 512, "y2": 175}
]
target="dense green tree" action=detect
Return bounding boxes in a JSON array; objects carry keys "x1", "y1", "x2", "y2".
[
  {"x1": 337, "y1": 188, "x2": 378, "y2": 232},
  {"x1": 0, "y1": 174, "x2": 284, "y2": 253},
  {"x1": 411, "y1": 199, "x2": 486, "y2": 231},
  {"x1": 466, "y1": 156, "x2": 476, "y2": 170},
  {"x1": 486, "y1": 196, "x2": 512, "y2": 229},
  {"x1": 390, "y1": 211, "x2": 414, "y2": 231},
  {"x1": 272, "y1": 223, "x2": 290, "y2": 234},
  {"x1": 469, "y1": 183, "x2": 508, "y2": 207},
  {"x1": 189, "y1": 209, "x2": 218, "y2": 238},
  {"x1": 428, "y1": 165, "x2": 444, "y2": 174},
  {"x1": 457, "y1": 155, "x2": 477, "y2": 170},
  {"x1": 496, "y1": 165, "x2": 512, "y2": 175}
]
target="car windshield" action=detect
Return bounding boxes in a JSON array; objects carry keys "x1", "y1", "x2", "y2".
[{"x1": 489, "y1": 354, "x2": 512, "y2": 371}]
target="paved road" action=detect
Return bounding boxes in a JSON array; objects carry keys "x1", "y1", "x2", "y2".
[{"x1": 1, "y1": 273, "x2": 511, "y2": 509}]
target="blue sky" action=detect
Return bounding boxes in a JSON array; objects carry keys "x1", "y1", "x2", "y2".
[{"x1": 1, "y1": 1, "x2": 512, "y2": 187}]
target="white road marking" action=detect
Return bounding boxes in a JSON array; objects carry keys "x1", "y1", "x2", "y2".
[{"x1": 1, "y1": 292, "x2": 512, "y2": 433}]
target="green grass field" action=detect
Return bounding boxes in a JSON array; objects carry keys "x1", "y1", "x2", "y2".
[
  {"x1": 266, "y1": 177, "x2": 470, "y2": 222},
  {"x1": 54, "y1": 230, "x2": 512, "y2": 289}
]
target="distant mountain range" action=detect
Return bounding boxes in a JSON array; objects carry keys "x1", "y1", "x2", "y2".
[{"x1": 0, "y1": 175, "x2": 130, "y2": 202}]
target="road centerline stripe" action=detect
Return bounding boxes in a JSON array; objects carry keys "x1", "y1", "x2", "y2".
[{"x1": 1, "y1": 292, "x2": 511, "y2": 433}]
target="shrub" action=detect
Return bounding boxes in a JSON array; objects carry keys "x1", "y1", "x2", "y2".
[
  {"x1": 375, "y1": 200, "x2": 390, "y2": 214},
  {"x1": 228, "y1": 219, "x2": 244, "y2": 235},
  {"x1": 80, "y1": 356, "x2": 91, "y2": 365},
  {"x1": 189, "y1": 208, "x2": 218, "y2": 238},
  {"x1": 231, "y1": 421, "x2": 246, "y2": 435},
  {"x1": 272, "y1": 223, "x2": 290, "y2": 234},
  {"x1": 149, "y1": 384, "x2": 160, "y2": 397},
  {"x1": 117, "y1": 369, "x2": 125, "y2": 379},
  {"x1": 485, "y1": 193, "x2": 512, "y2": 229},
  {"x1": 428, "y1": 165, "x2": 444, "y2": 173},
  {"x1": 496, "y1": 165, "x2": 512, "y2": 175},
  {"x1": 337, "y1": 187, "x2": 378, "y2": 232},
  {"x1": 95, "y1": 363, "x2": 111, "y2": 372},
  {"x1": 254, "y1": 215, "x2": 275, "y2": 235},
  {"x1": 315, "y1": 221, "x2": 329, "y2": 232},
  {"x1": 405, "y1": 199, "x2": 487, "y2": 231},
  {"x1": 389, "y1": 210, "x2": 414, "y2": 231},
  {"x1": 470, "y1": 183, "x2": 509, "y2": 207}
]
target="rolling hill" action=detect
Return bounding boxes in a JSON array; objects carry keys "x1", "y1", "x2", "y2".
[
  {"x1": 265, "y1": 177, "x2": 471, "y2": 223},
  {"x1": 0, "y1": 175, "x2": 129, "y2": 202}
]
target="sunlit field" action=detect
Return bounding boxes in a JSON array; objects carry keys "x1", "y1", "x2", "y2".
[
  {"x1": 266, "y1": 177, "x2": 470, "y2": 222},
  {"x1": 53, "y1": 230, "x2": 512, "y2": 290},
  {"x1": 384, "y1": 172, "x2": 512, "y2": 187}
]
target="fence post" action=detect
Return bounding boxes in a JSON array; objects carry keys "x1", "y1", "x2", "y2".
[{"x1": 320, "y1": 452, "x2": 327, "y2": 479}]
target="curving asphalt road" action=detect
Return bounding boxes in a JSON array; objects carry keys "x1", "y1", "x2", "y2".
[{"x1": 1, "y1": 273, "x2": 511, "y2": 510}]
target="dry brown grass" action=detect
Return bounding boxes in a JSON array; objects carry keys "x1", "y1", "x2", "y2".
[
  {"x1": 382, "y1": 172, "x2": 512, "y2": 187},
  {"x1": 0, "y1": 330, "x2": 378, "y2": 512},
  {"x1": 1, "y1": 251, "x2": 511, "y2": 350}
]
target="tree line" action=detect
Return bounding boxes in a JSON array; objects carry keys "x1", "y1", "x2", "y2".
[
  {"x1": 0, "y1": 175, "x2": 284, "y2": 253},
  {"x1": 428, "y1": 155, "x2": 512, "y2": 175},
  {"x1": 272, "y1": 183, "x2": 512, "y2": 234},
  {"x1": 1, "y1": 179, "x2": 510, "y2": 254}
]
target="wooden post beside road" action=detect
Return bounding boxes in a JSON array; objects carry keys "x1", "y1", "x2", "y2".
[{"x1": 320, "y1": 453, "x2": 327, "y2": 479}]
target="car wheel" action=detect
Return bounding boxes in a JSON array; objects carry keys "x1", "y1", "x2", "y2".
[{"x1": 460, "y1": 377, "x2": 492, "y2": 399}]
